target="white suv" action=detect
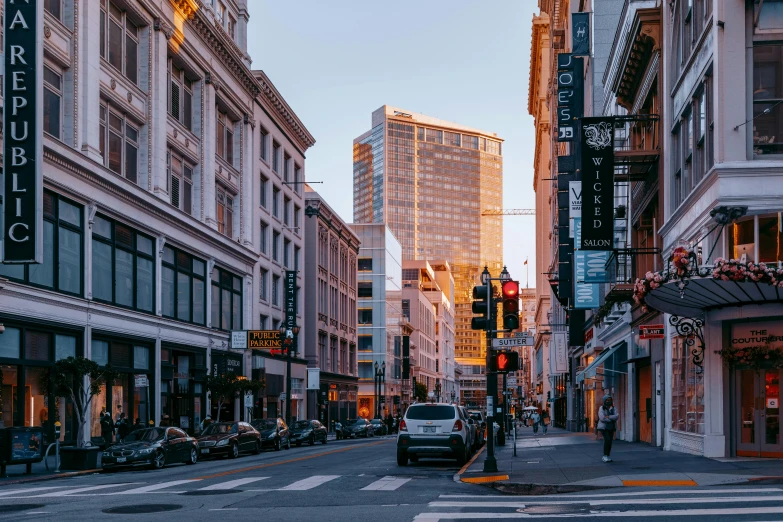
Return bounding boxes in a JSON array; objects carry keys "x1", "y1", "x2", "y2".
[{"x1": 396, "y1": 403, "x2": 471, "y2": 466}]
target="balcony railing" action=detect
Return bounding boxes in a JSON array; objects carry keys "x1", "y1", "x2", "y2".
[
  {"x1": 613, "y1": 115, "x2": 660, "y2": 182},
  {"x1": 604, "y1": 247, "x2": 660, "y2": 303}
]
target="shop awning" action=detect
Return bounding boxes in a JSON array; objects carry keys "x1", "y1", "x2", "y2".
[{"x1": 576, "y1": 341, "x2": 627, "y2": 384}]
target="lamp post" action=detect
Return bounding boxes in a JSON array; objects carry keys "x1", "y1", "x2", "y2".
[
  {"x1": 374, "y1": 361, "x2": 386, "y2": 418},
  {"x1": 279, "y1": 325, "x2": 301, "y2": 425}
]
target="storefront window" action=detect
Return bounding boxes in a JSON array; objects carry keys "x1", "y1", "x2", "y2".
[
  {"x1": 671, "y1": 336, "x2": 705, "y2": 434},
  {"x1": 210, "y1": 267, "x2": 242, "y2": 331},
  {"x1": 0, "y1": 192, "x2": 83, "y2": 296},
  {"x1": 92, "y1": 215, "x2": 155, "y2": 313},
  {"x1": 0, "y1": 328, "x2": 21, "y2": 359},
  {"x1": 727, "y1": 213, "x2": 783, "y2": 264},
  {"x1": 55, "y1": 335, "x2": 77, "y2": 360},
  {"x1": 162, "y1": 246, "x2": 207, "y2": 325}
]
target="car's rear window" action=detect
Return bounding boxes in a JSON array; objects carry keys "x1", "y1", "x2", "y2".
[{"x1": 406, "y1": 405, "x2": 456, "y2": 420}]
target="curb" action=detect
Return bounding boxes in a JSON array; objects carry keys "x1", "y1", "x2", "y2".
[
  {"x1": 453, "y1": 444, "x2": 487, "y2": 483},
  {"x1": 0, "y1": 468, "x2": 101, "y2": 487}
]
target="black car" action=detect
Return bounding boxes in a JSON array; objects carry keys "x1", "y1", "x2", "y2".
[
  {"x1": 102, "y1": 427, "x2": 198, "y2": 470},
  {"x1": 252, "y1": 418, "x2": 292, "y2": 450},
  {"x1": 370, "y1": 419, "x2": 388, "y2": 436},
  {"x1": 290, "y1": 420, "x2": 328, "y2": 446},
  {"x1": 197, "y1": 422, "x2": 262, "y2": 458},
  {"x1": 344, "y1": 418, "x2": 374, "y2": 438}
]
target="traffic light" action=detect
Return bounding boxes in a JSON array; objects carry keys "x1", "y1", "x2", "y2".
[
  {"x1": 490, "y1": 351, "x2": 519, "y2": 373},
  {"x1": 501, "y1": 280, "x2": 520, "y2": 330},
  {"x1": 471, "y1": 284, "x2": 491, "y2": 330}
]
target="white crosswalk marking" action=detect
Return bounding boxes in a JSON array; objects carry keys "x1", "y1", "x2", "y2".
[
  {"x1": 30, "y1": 483, "x2": 140, "y2": 497},
  {"x1": 200, "y1": 477, "x2": 270, "y2": 490},
  {"x1": 361, "y1": 476, "x2": 412, "y2": 491},
  {"x1": 278, "y1": 475, "x2": 340, "y2": 491},
  {"x1": 111, "y1": 480, "x2": 200, "y2": 494},
  {"x1": 0, "y1": 486, "x2": 67, "y2": 497}
]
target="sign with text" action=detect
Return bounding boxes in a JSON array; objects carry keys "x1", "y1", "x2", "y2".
[
  {"x1": 492, "y1": 336, "x2": 533, "y2": 349},
  {"x1": 3, "y1": 0, "x2": 44, "y2": 263},
  {"x1": 573, "y1": 218, "x2": 600, "y2": 309},
  {"x1": 556, "y1": 55, "x2": 583, "y2": 143},
  {"x1": 307, "y1": 368, "x2": 320, "y2": 390},
  {"x1": 639, "y1": 324, "x2": 665, "y2": 340},
  {"x1": 580, "y1": 117, "x2": 615, "y2": 250},
  {"x1": 285, "y1": 270, "x2": 297, "y2": 330},
  {"x1": 569, "y1": 181, "x2": 581, "y2": 238},
  {"x1": 572, "y1": 12, "x2": 590, "y2": 56},
  {"x1": 134, "y1": 374, "x2": 148, "y2": 388},
  {"x1": 551, "y1": 332, "x2": 569, "y2": 374},
  {"x1": 731, "y1": 320, "x2": 783, "y2": 350}
]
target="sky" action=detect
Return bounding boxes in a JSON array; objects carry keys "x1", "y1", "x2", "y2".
[{"x1": 248, "y1": 0, "x2": 539, "y2": 288}]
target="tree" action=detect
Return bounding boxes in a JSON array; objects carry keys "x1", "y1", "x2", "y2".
[
  {"x1": 414, "y1": 382, "x2": 428, "y2": 402},
  {"x1": 50, "y1": 356, "x2": 117, "y2": 448},
  {"x1": 205, "y1": 373, "x2": 264, "y2": 422}
]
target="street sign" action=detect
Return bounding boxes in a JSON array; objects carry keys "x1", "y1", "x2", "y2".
[
  {"x1": 507, "y1": 378, "x2": 517, "y2": 387},
  {"x1": 134, "y1": 374, "x2": 148, "y2": 387},
  {"x1": 307, "y1": 368, "x2": 320, "y2": 390},
  {"x1": 492, "y1": 336, "x2": 533, "y2": 348},
  {"x1": 515, "y1": 331, "x2": 532, "y2": 338},
  {"x1": 244, "y1": 394, "x2": 253, "y2": 408},
  {"x1": 280, "y1": 392, "x2": 287, "y2": 400},
  {"x1": 640, "y1": 324, "x2": 665, "y2": 339}
]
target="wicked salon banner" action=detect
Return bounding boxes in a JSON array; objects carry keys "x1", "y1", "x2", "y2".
[{"x1": 580, "y1": 117, "x2": 614, "y2": 250}]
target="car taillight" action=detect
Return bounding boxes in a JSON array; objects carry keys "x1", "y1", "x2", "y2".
[
  {"x1": 452, "y1": 420, "x2": 463, "y2": 432},
  {"x1": 400, "y1": 420, "x2": 407, "y2": 432}
]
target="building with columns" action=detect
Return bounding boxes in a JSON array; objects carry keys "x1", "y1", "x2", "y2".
[{"x1": 0, "y1": 0, "x2": 314, "y2": 443}]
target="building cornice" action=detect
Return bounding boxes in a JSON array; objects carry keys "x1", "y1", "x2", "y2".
[
  {"x1": 254, "y1": 70, "x2": 317, "y2": 153},
  {"x1": 528, "y1": 13, "x2": 550, "y2": 116}
]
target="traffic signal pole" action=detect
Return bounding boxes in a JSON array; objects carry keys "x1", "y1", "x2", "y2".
[{"x1": 483, "y1": 276, "x2": 498, "y2": 473}]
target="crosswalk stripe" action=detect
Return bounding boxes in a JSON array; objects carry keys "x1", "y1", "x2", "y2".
[
  {"x1": 112, "y1": 480, "x2": 200, "y2": 494},
  {"x1": 432, "y1": 495, "x2": 783, "y2": 509},
  {"x1": 438, "y1": 487, "x2": 783, "y2": 499},
  {"x1": 361, "y1": 476, "x2": 412, "y2": 491},
  {"x1": 278, "y1": 475, "x2": 340, "y2": 491},
  {"x1": 200, "y1": 477, "x2": 269, "y2": 490},
  {"x1": 31, "y1": 483, "x2": 140, "y2": 497},
  {"x1": 0, "y1": 486, "x2": 67, "y2": 497},
  {"x1": 415, "y1": 506, "x2": 783, "y2": 520}
]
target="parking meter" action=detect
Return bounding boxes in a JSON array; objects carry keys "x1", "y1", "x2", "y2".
[{"x1": 54, "y1": 421, "x2": 61, "y2": 439}]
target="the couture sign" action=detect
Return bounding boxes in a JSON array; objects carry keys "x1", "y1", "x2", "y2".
[
  {"x1": 731, "y1": 321, "x2": 783, "y2": 350},
  {"x1": 3, "y1": 0, "x2": 43, "y2": 264},
  {"x1": 580, "y1": 117, "x2": 615, "y2": 250}
]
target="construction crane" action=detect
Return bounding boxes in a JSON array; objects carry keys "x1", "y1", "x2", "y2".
[{"x1": 481, "y1": 209, "x2": 535, "y2": 216}]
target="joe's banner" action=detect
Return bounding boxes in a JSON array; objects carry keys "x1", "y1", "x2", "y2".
[{"x1": 580, "y1": 117, "x2": 615, "y2": 250}]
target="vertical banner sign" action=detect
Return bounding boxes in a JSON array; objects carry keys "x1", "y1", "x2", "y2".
[
  {"x1": 285, "y1": 271, "x2": 297, "y2": 330},
  {"x1": 402, "y1": 336, "x2": 410, "y2": 379},
  {"x1": 557, "y1": 54, "x2": 576, "y2": 142},
  {"x1": 549, "y1": 332, "x2": 568, "y2": 375},
  {"x1": 3, "y1": 0, "x2": 43, "y2": 264},
  {"x1": 572, "y1": 12, "x2": 590, "y2": 56},
  {"x1": 580, "y1": 117, "x2": 615, "y2": 250},
  {"x1": 573, "y1": 218, "x2": 599, "y2": 309},
  {"x1": 568, "y1": 181, "x2": 581, "y2": 238}
]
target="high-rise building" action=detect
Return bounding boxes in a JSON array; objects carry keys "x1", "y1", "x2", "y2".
[{"x1": 353, "y1": 106, "x2": 503, "y2": 408}]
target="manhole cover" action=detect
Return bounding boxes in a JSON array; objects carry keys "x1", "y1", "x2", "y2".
[
  {"x1": 103, "y1": 504, "x2": 182, "y2": 515},
  {"x1": 520, "y1": 505, "x2": 590, "y2": 515},
  {"x1": 181, "y1": 490, "x2": 240, "y2": 496},
  {"x1": 0, "y1": 504, "x2": 45, "y2": 513}
]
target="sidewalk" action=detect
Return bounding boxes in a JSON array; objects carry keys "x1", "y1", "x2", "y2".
[{"x1": 458, "y1": 425, "x2": 783, "y2": 493}]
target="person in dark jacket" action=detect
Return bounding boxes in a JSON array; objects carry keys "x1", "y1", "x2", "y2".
[
  {"x1": 100, "y1": 412, "x2": 114, "y2": 446},
  {"x1": 116, "y1": 412, "x2": 129, "y2": 441},
  {"x1": 386, "y1": 413, "x2": 394, "y2": 435},
  {"x1": 597, "y1": 395, "x2": 620, "y2": 462},
  {"x1": 160, "y1": 414, "x2": 171, "y2": 427},
  {"x1": 132, "y1": 418, "x2": 145, "y2": 432}
]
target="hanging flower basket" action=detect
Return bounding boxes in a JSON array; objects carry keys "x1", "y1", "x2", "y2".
[{"x1": 714, "y1": 345, "x2": 783, "y2": 370}]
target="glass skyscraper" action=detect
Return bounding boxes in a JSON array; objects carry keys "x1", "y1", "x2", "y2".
[{"x1": 353, "y1": 106, "x2": 503, "y2": 406}]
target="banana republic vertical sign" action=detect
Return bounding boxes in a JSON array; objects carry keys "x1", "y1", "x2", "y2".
[
  {"x1": 580, "y1": 117, "x2": 615, "y2": 250},
  {"x1": 3, "y1": 0, "x2": 44, "y2": 264}
]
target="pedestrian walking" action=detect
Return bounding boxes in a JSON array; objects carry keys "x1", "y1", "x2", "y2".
[
  {"x1": 132, "y1": 418, "x2": 145, "y2": 432},
  {"x1": 200, "y1": 414, "x2": 213, "y2": 433},
  {"x1": 116, "y1": 412, "x2": 129, "y2": 441},
  {"x1": 160, "y1": 414, "x2": 171, "y2": 427},
  {"x1": 386, "y1": 413, "x2": 394, "y2": 435},
  {"x1": 100, "y1": 412, "x2": 114, "y2": 446},
  {"x1": 597, "y1": 395, "x2": 620, "y2": 462},
  {"x1": 531, "y1": 410, "x2": 541, "y2": 434},
  {"x1": 541, "y1": 409, "x2": 549, "y2": 435}
]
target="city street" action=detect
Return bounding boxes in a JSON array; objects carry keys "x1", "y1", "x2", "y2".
[{"x1": 1, "y1": 435, "x2": 783, "y2": 521}]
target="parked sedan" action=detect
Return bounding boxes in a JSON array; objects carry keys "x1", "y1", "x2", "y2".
[
  {"x1": 344, "y1": 418, "x2": 374, "y2": 438},
  {"x1": 370, "y1": 419, "x2": 388, "y2": 436},
  {"x1": 102, "y1": 427, "x2": 197, "y2": 470},
  {"x1": 290, "y1": 420, "x2": 328, "y2": 446},
  {"x1": 252, "y1": 418, "x2": 292, "y2": 451},
  {"x1": 197, "y1": 422, "x2": 262, "y2": 459}
]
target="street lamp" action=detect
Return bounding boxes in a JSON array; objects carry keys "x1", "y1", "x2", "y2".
[
  {"x1": 374, "y1": 361, "x2": 386, "y2": 418},
  {"x1": 480, "y1": 266, "x2": 491, "y2": 285},
  {"x1": 500, "y1": 265, "x2": 511, "y2": 283},
  {"x1": 279, "y1": 325, "x2": 301, "y2": 425}
]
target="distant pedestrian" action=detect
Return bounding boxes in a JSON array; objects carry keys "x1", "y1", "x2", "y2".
[
  {"x1": 386, "y1": 413, "x2": 394, "y2": 434},
  {"x1": 100, "y1": 412, "x2": 114, "y2": 446},
  {"x1": 132, "y1": 418, "x2": 145, "y2": 432},
  {"x1": 160, "y1": 414, "x2": 171, "y2": 427},
  {"x1": 541, "y1": 409, "x2": 549, "y2": 435},
  {"x1": 531, "y1": 410, "x2": 541, "y2": 434},
  {"x1": 597, "y1": 395, "x2": 620, "y2": 462},
  {"x1": 116, "y1": 412, "x2": 129, "y2": 441},
  {"x1": 200, "y1": 415, "x2": 213, "y2": 433}
]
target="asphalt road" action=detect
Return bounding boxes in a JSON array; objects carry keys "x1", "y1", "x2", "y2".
[{"x1": 1, "y1": 436, "x2": 782, "y2": 521}]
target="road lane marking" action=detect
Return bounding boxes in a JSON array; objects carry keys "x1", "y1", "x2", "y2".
[
  {"x1": 195, "y1": 440, "x2": 389, "y2": 480},
  {"x1": 278, "y1": 475, "x2": 340, "y2": 491},
  {"x1": 430, "y1": 495, "x2": 783, "y2": 508},
  {"x1": 361, "y1": 476, "x2": 412, "y2": 491},
  {"x1": 112, "y1": 480, "x2": 200, "y2": 494},
  {"x1": 622, "y1": 479, "x2": 696, "y2": 486},
  {"x1": 438, "y1": 487, "x2": 783, "y2": 499},
  {"x1": 29, "y1": 483, "x2": 141, "y2": 497},
  {"x1": 0, "y1": 486, "x2": 67, "y2": 497},
  {"x1": 414, "y1": 507, "x2": 783, "y2": 520},
  {"x1": 200, "y1": 477, "x2": 269, "y2": 490}
]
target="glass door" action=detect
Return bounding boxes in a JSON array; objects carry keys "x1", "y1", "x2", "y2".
[{"x1": 737, "y1": 369, "x2": 783, "y2": 457}]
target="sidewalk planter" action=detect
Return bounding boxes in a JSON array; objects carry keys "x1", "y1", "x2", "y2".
[{"x1": 59, "y1": 446, "x2": 101, "y2": 471}]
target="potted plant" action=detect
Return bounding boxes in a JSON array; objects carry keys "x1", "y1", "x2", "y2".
[
  {"x1": 205, "y1": 373, "x2": 264, "y2": 423},
  {"x1": 50, "y1": 356, "x2": 117, "y2": 470}
]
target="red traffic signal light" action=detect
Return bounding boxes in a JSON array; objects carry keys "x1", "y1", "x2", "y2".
[{"x1": 502, "y1": 281, "x2": 520, "y2": 330}]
